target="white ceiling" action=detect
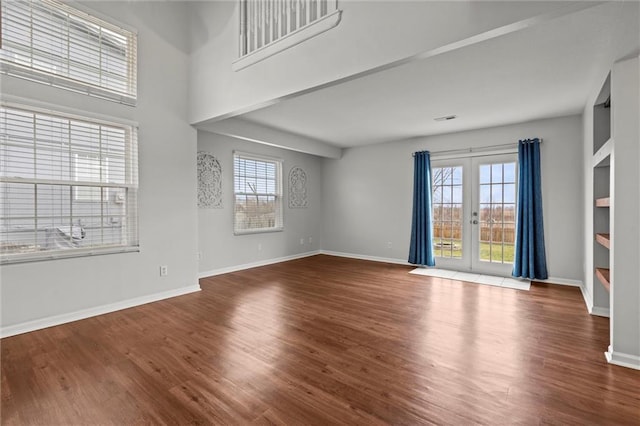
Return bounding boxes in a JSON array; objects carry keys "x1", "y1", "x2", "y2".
[{"x1": 236, "y1": 2, "x2": 639, "y2": 148}]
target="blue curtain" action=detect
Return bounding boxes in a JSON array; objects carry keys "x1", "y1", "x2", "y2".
[
  {"x1": 409, "y1": 151, "x2": 435, "y2": 266},
  {"x1": 513, "y1": 138, "x2": 548, "y2": 279}
]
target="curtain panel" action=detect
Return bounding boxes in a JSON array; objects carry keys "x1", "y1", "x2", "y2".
[
  {"x1": 513, "y1": 138, "x2": 548, "y2": 279},
  {"x1": 409, "y1": 151, "x2": 436, "y2": 267}
]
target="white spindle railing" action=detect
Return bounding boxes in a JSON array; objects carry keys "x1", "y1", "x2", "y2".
[{"x1": 239, "y1": 0, "x2": 338, "y2": 57}]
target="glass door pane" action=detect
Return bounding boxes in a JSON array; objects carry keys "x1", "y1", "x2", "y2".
[
  {"x1": 472, "y1": 155, "x2": 517, "y2": 275},
  {"x1": 432, "y1": 165, "x2": 463, "y2": 258},
  {"x1": 431, "y1": 154, "x2": 517, "y2": 276},
  {"x1": 431, "y1": 158, "x2": 471, "y2": 271}
]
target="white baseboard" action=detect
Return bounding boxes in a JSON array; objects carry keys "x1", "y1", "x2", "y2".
[
  {"x1": 537, "y1": 277, "x2": 582, "y2": 287},
  {"x1": 198, "y1": 250, "x2": 321, "y2": 279},
  {"x1": 579, "y1": 283, "x2": 610, "y2": 317},
  {"x1": 319, "y1": 250, "x2": 411, "y2": 266},
  {"x1": 590, "y1": 306, "x2": 610, "y2": 317},
  {"x1": 605, "y1": 345, "x2": 640, "y2": 370},
  {"x1": 0, "y1": 284, "x2": 201, "y2": 339},
  {"x1": 580, "y1": 284, "x2": 592, "y2": 313}
]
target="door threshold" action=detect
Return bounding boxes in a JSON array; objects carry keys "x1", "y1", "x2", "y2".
[{"x1": 409, "y1": 268, "x2": 530, "y2": 291}]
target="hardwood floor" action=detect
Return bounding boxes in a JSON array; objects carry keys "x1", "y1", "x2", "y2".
[{"x1": 2, "y1": 255, "x2": 639, "y2": 425}]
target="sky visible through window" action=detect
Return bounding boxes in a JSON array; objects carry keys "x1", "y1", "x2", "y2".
[
  {"x1": 234, "y1": 158, "x2": 277, "y2": 195},
  {"x1": 479, "y1": 163, "x2": 516, "y2": 203}
]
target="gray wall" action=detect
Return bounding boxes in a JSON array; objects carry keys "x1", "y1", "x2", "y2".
[
  {"x1": 322, "y1": 115, "x2": 583, "y2": 282},
  {"x1": 0, "y1": 1, "x2": 198, "y2": 328},
  {"x1": 197, "y1": 131, "x2": 322, "y2": 275},
  {"x1": 188, "y1": 0, "x2": 578, "y2": 123}
]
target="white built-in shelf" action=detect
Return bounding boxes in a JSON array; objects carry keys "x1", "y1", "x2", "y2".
[
  {"x1": 593, "y1": 137, "x2": 613, "y2": 168},
  {"x1": 595, "y1": 267, "x2": 611, "y2": 293}
]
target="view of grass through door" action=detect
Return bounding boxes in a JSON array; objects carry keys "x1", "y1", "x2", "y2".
[
  {"x1": 431, "y1": 158, "x2": 517, "y2": 266},
  {"x1": 478, "y1": 162, "x2": 516, "y2": 263}
]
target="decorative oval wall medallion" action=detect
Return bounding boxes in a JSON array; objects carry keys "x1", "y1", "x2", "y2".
[
  {"x1": 289, "y1": 166, "x2": 308, "y2": 208},
  {"x1": 197, "y1": 152, "x2": 223, "y2": 208}
]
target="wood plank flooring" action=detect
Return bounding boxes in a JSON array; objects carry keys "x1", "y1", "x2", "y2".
[{"x1": 2, "y1": 255, "x2": 639, "y2": 425}]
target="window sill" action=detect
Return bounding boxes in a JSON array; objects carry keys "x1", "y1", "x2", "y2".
[
  {"x1": 0, "y1": 62, "x2": 137, "y2": 106},
  {"x1": 1, "y1": 246, "x2": 140, "y2": 265},
  {"x1": 232, "y1": 9, "x2": 342, "y2": 71},
  {"x1": 234, "y1": 227, "x2": 284, "y2": 236}
]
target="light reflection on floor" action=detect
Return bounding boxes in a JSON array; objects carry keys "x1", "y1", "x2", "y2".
[
  {"x1": 414, "y1": 271, "x2": 526, "y2": 403},
  {"x1": 220, "y1": 284, "x2": 284, "y2": 383}
]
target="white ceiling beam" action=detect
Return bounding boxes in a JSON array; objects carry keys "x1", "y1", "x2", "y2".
[{"x1": 196, "y1": 117, "x2": 342, "y2": 159}]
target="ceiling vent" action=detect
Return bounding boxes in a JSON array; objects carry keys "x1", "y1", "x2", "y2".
[{"x1": 434, "y1": 115, "x2": 457, "y2": 121}]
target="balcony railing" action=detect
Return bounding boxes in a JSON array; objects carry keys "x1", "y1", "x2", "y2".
[{"x1": 235, "y1": 0, "x2": 341, "y2": 70}]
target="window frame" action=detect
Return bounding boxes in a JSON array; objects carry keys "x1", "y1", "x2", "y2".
[
  {"x1": 0, "y1": 100, "x2": 139, "y2": 264},
  {"x1": 0, "y1": 0, "x2": 138, "y2": 105},
  {"x1": 233, "y1": 151, "x2": 284, "y2": 235}
]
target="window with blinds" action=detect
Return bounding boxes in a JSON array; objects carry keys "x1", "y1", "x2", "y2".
[
  {"x1": 0, "y1": 0, "x2": 137, "y2": 105},
  {"x1": 233, "y1": 152, "x2": 283, "y2": 234},
  {"x1": 0, "y1": 103, "x2": 139, "y2": 264}
]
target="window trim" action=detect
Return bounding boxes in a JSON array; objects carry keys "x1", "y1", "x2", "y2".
[
  {"x1": 0, "y1": 0, "x2": 138, "y2": 105},
  {"x1": 0, "y1": 100, "x2": 139, "y2": 265},
  {"x1": 0, "y1": 95, "x2": 138, "y2": 128},
  {"x1": 233, "y1": 150, "x2": 284, "y2": 235},
  {"x1": 2, "y1": 245, "x2": 140, "y2": 265}
]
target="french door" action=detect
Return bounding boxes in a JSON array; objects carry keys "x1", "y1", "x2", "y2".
[{"x1": 431, "y1": 154, "x2": 518, "y2": 276}]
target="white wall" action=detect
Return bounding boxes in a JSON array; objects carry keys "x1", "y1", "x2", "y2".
[
  {"x1": 580, "y1": 0, "x2": 640, "y2": 317},
  {"x1": 610, "y1": 56, "x2": 640, "y2": 365},
  {"x1": 322, "y1": 115, "x2": 583, "y2": 282},
  {"x1": 582, "y1": 76, "x2": 611, "y2": 313},
  {"x1": 188, "y1": 1, "x2": 585, "y2": 124},
  {"x1": 0, "y1": 1, "x2": 198, "y2": 331},
  {"x1": 197, "y1": 131, "x2": 322, "y2": 276}
]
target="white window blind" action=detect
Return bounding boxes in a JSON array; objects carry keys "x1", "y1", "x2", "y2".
[
  {"x1": 233, "y1": 151, "x2": 283, "y2": 234},
  {"x1": 0, "y1": 103, "x2": 139, "y2": 264},
  {"x1": 0, "y1": 0, "x2": 137, "y2": 105}
]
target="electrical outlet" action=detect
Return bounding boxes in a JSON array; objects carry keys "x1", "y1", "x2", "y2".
[
  {"x1": 300, "y1": 238, "x2": 305, "y2": 245},
  {"x1": 387, "y1": 242, "x2": 392, "y2": 249},
  {"x1": 160, "y1": 265, "x2": 168, "y2": 276},
  {"x1": 308, "y1": 236, "x2": 313, "y2": 244}
]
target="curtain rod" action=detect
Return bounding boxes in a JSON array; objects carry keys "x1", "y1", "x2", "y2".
[{"x1": 414, "y1": 138, "x2": 543, "y2": 157}]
